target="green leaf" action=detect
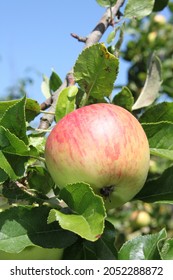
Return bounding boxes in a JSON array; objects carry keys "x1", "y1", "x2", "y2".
[
  {"x1": 0, "y1": 126, "x2": 31, "y2": 156},
  {"x1": 132, "y1": 54, "x2": 162, "y2": 110},
  {"x1": 0, "y1": 96, "x2": 28, "y2": 144},
  {"x1": 134, "y1": 166, "x2": 173, "y2": 203},
  {"x1": 96, "y1": 0, "x2": 117, "y2": 7},
  {"x1": 27, "y1": 165, "x2": 55, "y2": 194},
  {"x1": 124, "y1": 0, "x2": 155, "y2": 19},
  {"x1": 153, "y1": 0, "x2": 169, "y2": 11},
  {"x1": 112, "y1": 86, "x2": 134, "y2": 111},
  {"x1": 140, "y1": 103, "x2": 173, "y2": 160},
  {"x1": 118, "y1": 228, "x2": 166, "y2": 260},
  {"x1": 0, "y1": 206, "x2": 77, "y2": 253},
  {"x1": 62, "y1": 239, "x2": 86, "y2": 260},
  {"x1": 0, "y1": 168, "x2": 8, "y2": 184},
  {"x1": 142, "y1": 122, "x2": 173, "y2": 160},
  {"x1": 55, "y1": 86, "x2": 78, "y2": 122},
  {"x1": 83, "y1": 221, "x2": 117, "y2": 259},
  {"x1": 63, "y1": 221, "x2": 117, "y2": 260},
  {"x1": 0, "y1": 98, "x2": 40, "y2": 123},
  {"x1": 161, "y1": 238, "x2": 173, "y2": 260},
  {"x1": 29, "y1": 135, "x2": 45, "y2": 154},
  {"x1": 49, "y1": 70, "x2": 62, "y2": 92},
  {"x1": 25, "y1": 98, "x2": 40, "y2": 122},
  {"x1": 140, "y1": 102, "x2": 173, "y2": 124},
  {"x1": 74, "y1": 43, "x2": 119, "y2": 99},
  {"x1": 41, "y1": 75, "x2": 51, "y2": 98},
  {"x1": 107, "y1": 29, "x2": 117, "y2": 44},
  {"x1": 114, "y1": 23, "x2": 125, "y2": 54},
  {"x1": 0, "y1": 151, "x2": 18, "y2": 181},
  {"x1": 0, "y1": 100, "x2": 17, "y2": 119},
  {"x1": 2, "y1": 181, "x2": 49, "y2": 204},
  {"x1": 41, "y1": 71, "x2": 62, "y2": 98},
  {"x1": 75, "y1": 88, "x2": 88, "y2": 108},
  {"x1": 0, "y1": 124, "x2": 31, "y2": 182},
  {"x1": 5, "y1": 153, "x2": 28, "y2": 179},
  {"x1": 48, "y1": 183, "x2": 106, "y2": 242}
]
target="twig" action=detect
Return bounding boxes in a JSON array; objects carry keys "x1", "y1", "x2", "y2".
[
  {"x1": 66, "y1": 72, "x2": 75, "y2": 86},
  {"x1": 40, "y1": 96, "x2": 53, "y2": 110},
  {"x1": 38, "y1": 0, "x2": 125, "y2": 130},
  {"x1": 71, "y1": 33, "x2": 87, "y2": 43}
]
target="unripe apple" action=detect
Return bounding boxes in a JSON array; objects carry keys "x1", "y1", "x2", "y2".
[
  {"x1": 148, "y1": 31, "x2": 157, "y2": 43},
  {"x1": 0, "y1": 246, "x2": 63, "y2": 260},
  {"x1": 153, "y1": 15, "x2": 166, "y2": 25},
  {"x1": 45, "y1": 104, "x2": 150, "y2": 209},
  {"x1": 136, "y1": 211, "x2": 151, "y2": 227},
  {"x1": 130, "y1": 210, "x2": 151, "y2": 228}
]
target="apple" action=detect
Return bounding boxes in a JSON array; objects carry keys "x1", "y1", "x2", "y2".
[
  {"x1": 130, "y1": 210, "x2": 151, "y2": 228},
  {"x1": 148, "y1": 31, "x2": 157, "y2": 43},
  {"x1": 0, "y1": 246, "x2": 63, "y2": 260},
  {"x1": 153, "y1": 15, "x2": 166, "y2": 25},
  {"x1": 45, "y1": 103, "x2": 150, "y2": 209},
  {"x1": 136, "y1": 211, "x2": 151, "y2": 227}
]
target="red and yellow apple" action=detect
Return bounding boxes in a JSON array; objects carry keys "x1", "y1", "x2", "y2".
[{"x1": 45, "y1": 103, "x2": 150, "y2": 209}]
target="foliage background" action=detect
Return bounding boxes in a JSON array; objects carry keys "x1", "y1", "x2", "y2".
[{"x1": 0, "y1": 0, "x2": 173, "y2": 260}]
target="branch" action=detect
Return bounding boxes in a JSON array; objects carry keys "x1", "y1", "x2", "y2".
[
  {"x1": 38, "y1": 0, "x2": 125, "y2": 129},
  {"x1": 71, "y1": 33, "x2": 87, "y2": 43},
  {"x1": 84, "y1": 0, "x2": 125, "y2": 48}
]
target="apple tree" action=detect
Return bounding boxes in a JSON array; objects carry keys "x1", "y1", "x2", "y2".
[{"x1": 0, "y1": 0, "x2": 173, "y2": 260}]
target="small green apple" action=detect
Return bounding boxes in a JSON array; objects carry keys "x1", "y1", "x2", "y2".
[
  {"x1": 45, "y1": 103, "x2": 150, "y2": 210},
  {"x1": 0, "y1": 246, "x2": 63, "y2": 260}
]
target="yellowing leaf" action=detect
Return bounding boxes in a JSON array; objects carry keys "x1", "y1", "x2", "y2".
[{"x1": 74, "y1": 43, "x2": 119, "y2": 100}]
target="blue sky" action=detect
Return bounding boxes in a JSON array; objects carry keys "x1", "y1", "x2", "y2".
[{"x1": 0, "y1": 0, "x2": 169, "y2": 104}]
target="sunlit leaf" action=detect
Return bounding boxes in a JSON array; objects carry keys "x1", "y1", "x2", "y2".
[
  {"x1": 74, "y1": 43, "x2": 119, "y2": 100},
  {"x1": 0, "y1": 100, "x2": 17, "y2": 119},
  {"x1": 96, "y1": 0, "x2": 117, "y2": 7},
  {"x1": 41, "y1": 75, "x2": 51, "y2": 99},
  {"x1": 55, "y1": 85, "x2": 78, "y2": 122},
  {"x1": 125, "y1": 0, "x2": 155, "y2": 19},
  {"x1": 132, "y1": 54, "x2": 162, "y2": 110},
  {"x1": 118, "y1": 228, "x2": 166, "y2": 260},
  {"x1": 161, "y1": 238, "x2": 173, "y2": 260},
  {"x1": 0, "y1": 96, "x2": 28, "y2": 144},
  {"x1": 0, "y1": 126, "x2": 30, "y2": 156},
  {"x1": 48, "y1": 183, "x2": 106, "y2": 241},
  {"x1": 107, "y1": 29, "x2": 117, "y2": 44},
  {"x1": 140, "y1": 102, "x2": 173, "y2": 123},
  {"x1": 142, "y1": 122, "x2": 173, "y2": 160},
  {"x1": 0, "y1": 206, "x2": 77, "y2": 253}
]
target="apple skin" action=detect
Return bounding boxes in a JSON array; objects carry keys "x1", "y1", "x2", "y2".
[
  {"x1": 0, "y1": 246, "x2": 63, "y2": 260},
  {"x1": 45, "y1": 103, "x2": 150, "y2": 209}
]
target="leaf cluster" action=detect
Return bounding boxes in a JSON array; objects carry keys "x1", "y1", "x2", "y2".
[{"x1": 0, "y1": 0, "x2": 172, "y2": 260}]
